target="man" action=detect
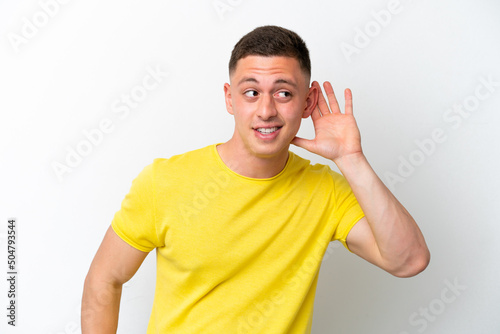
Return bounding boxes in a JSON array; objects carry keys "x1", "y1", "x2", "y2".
[{"x1": 82, "y1": 25, "x2": 430, "y2": 333}]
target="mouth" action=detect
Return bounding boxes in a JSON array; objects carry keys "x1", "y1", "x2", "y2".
[{"x1": 254, "y1": 126, "x2": 282, "y2": 134}]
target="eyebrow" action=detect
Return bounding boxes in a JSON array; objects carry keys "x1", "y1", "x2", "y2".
[{"x1": 237, "y1": 77, "x2": 298, "y2": 88}]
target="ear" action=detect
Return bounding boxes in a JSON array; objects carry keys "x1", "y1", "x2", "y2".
[
  {"x1": 224, "y1": 83, "x2": 234, "y2": 115},
  {"x1": 302, "y1": 84, "x2": 318, "y2": 118}
]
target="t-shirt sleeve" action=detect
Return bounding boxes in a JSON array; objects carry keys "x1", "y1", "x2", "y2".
[
  {"x1": 329, "y1": 170, "x2": 365, "y2": 251},
  {"x1": 111, "y1": 162, "x2": 161, "y2": 252}
]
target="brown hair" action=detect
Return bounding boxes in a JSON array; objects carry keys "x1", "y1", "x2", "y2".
[{"x1": 228, "y1": 25, "x2": 311, "y2": 80}]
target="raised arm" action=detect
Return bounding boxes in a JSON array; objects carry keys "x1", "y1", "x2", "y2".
[
  {"x1": 82, "y1": 225, "x2": 149, "y2": 333},
  {"x1": 292, "y1": 81, "x2": 430, "y2": 277}
]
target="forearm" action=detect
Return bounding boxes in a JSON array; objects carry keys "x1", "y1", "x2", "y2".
[
  {"x1": 81, "y1": 276, "x2": 123, "y2": 334},
  {"x1": 335, "y1": 152, "x2": 430, "y2": 275}
]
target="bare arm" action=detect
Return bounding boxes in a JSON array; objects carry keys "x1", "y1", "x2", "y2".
[
  {"x1": 293, "y1": 81, "x2": 430, "y2": 277},
  {"x1": 82, "y1": 225, "x2": 149, "y2": 333},
  {"x1": 338, "y1": 154, "x2": 429, "y2": 277}
]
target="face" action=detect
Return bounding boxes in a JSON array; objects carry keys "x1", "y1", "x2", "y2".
[{"x1": 224, "y1": 56, "x2": 317, "y2": 161}]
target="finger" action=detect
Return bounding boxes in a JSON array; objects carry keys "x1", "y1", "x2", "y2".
[
  {"x1": 344, "y1": 88, "x2": 353, "y2": 115},
  {"x1": 310, "y1": 106, "x2": 322, "y2": 123},
  {"x1": 323, "y1": 81, "x2": 341, "y2": 114},
  {"x1": 313, "y1": 81, "x2": 331, "y2": 115}
]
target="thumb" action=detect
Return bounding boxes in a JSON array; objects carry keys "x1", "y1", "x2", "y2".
[{"x1": 291, "y1": 136, "x2": 315, "y2": 151}]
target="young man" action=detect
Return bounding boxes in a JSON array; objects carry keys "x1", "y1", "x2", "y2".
[{"x1": 82, "y1": 26, "x2": 430, "y2": 333}]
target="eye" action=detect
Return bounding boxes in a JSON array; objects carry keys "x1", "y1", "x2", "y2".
[
  {"x1": 276, "y1": 91, "x2": 291, "y2": 98},
  {"x1": 244, "y1": 90, "x2": 258, "y2": 97}
]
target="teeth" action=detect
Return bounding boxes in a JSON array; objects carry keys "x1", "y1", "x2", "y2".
[{"x1": 257, "y1": 127, "x2": 278, "y2": 134}]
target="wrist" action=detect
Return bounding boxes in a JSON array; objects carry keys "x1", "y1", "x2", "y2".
[
  {"x1": 332, "y1": 151, "x2": 378, "y2": 187},
  {"x1": 332, "y1": 151, "x2": 366, "y2": 171}
]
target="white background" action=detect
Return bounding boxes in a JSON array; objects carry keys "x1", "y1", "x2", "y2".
[{"x1": 1, "y1": 0, "x2": 499, "y2": 333}]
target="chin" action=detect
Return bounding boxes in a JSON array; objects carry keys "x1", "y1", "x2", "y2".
[{"x1": 249, "y1": 142, "x2": 290, "y2": 159}]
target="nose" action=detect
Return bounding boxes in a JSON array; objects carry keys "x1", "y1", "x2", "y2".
[{"x1": 257, "y1": 94, "x2": 277, "y2": 120}]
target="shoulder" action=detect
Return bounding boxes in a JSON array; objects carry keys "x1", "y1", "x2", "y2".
[
  {"x1": 150, "y1": 144, "x2": 216, "y2": 173},
  {"x1": 286, "y1": 152, "x2": 353, "y2": 199},
  {"x1": 287, "y1": 151, "x2": 343, "y2": 181}
]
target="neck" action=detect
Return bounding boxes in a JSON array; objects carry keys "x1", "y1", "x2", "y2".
[{"x1": 216, "y1": 140, "x2": 289, "y2": 179}]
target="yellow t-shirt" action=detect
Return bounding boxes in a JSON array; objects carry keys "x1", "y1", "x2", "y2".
[{"x1": 112, "y1": 144, "x2": 364, "y2": 334}]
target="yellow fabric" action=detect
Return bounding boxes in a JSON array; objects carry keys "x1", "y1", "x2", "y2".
[{"x1": 111, "y1": 144, "x2": 365, "y2": 334}]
